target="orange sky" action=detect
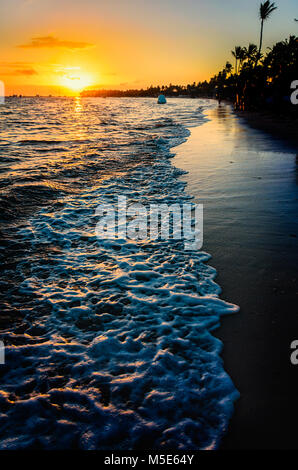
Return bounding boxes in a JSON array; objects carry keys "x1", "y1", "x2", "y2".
[{"x1": 0, "y1": 0, "x2": 296, "y2": 96}]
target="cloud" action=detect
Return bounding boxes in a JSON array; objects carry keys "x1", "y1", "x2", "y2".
[
  {"x1": 1, "y1": 68, "x2": 38, "y2": 76},
  {"x1": 17, "y1": 35, "x2": 93, "y2": 50},
  {"x1": 15, "y1": 68, "x2": 38, "y2": 76},
  {"x1": 0, "y1": 62, "x2": 38, "y2": 76}
]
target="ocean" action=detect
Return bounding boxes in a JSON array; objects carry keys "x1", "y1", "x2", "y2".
[{"x1": 0, "y1": 96, "x2": 239, "y2": 450}]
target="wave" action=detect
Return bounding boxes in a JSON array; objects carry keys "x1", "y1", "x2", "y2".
[{"x1": 0, "y1": 97, "x2": 239, "y2": 450}]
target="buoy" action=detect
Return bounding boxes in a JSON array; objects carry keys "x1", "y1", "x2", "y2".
[{"x1": 157, "y1": 94, "x2": 166, "y2": 104}]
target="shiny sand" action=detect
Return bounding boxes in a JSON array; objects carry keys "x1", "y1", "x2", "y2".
[{"x1": 174, "y1": 103, "x2": 298, "y2": 449}]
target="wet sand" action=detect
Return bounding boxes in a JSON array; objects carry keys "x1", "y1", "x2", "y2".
[
  {"x1": 236, "y1": 110, "x2": 298, "y2": 147},
  {"x1": 173, "y1": 103, "x2": 298, "y2": 449}
]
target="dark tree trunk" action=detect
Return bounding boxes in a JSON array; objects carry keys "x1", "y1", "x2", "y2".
[{"x1": 259, "y1": 19, "x2": 264, "y2": 55}]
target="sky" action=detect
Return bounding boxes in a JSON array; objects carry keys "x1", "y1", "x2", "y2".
[{"x1": 0, "y1": 0, "x2": 297, "y2": 95}]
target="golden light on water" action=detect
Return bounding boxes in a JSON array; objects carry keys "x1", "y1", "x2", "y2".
[{"x1": 74, "y1": 96, "x2": 83, "y2": 113}]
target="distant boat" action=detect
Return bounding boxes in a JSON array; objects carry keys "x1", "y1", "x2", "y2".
[{"x1": 157, "y1": 94, "x2": 166, "y2": 104}]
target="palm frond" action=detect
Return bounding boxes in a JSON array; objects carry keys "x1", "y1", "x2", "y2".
[{"x1": 259, "y1": 1, "x2": 277, "y2": 21}]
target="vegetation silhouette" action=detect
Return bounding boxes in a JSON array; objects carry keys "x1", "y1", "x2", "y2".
[
  {"x1": 82, "y1": 2, "x2": 297, "y2": 117},
  {"x1": 258, "y1": 1, "x2": 277, "y2": 57}
]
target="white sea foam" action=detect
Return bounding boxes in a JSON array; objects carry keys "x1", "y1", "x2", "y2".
[{"x1": 0, "y1": 97, "x2": 239, "y2": 449}]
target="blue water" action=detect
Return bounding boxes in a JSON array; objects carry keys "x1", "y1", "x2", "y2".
[{"x1": 0, "y1": 97, "x2": 239, "y2": 450}]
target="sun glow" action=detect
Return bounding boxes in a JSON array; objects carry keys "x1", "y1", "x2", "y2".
[{"x1": 60, "y1": 69, "x2": 94, "y2": 93}]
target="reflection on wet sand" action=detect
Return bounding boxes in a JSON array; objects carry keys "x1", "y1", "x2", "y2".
[{"x1": 174, "y1": 103, "x2": 298, "y2": 449}]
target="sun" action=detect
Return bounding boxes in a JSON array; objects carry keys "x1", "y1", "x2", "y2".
[{"x1": 60, "y1": 70, "x2": 94, "y2": 94}]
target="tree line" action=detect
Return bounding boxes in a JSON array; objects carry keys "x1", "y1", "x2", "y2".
[{"x1": 82, "y1": 2, "x2": 298, "y2": 115}]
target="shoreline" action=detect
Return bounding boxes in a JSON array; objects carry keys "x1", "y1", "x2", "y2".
[
  {"x1": 173, "y1": 103, "x2": 298, "y2": 449},
  {"x1": 0, "y1": 97, "x2": 236, "y2": 449}
]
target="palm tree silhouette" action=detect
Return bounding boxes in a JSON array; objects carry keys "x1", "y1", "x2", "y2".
[
  {"x1": 238, "y1": 47, "x2": 247, "y2": 72},
  {"x1": 225, "y1": 61, "x2": 233, "y2": 75},
  {"x1": 244, "y1": 43, "x2": 259, "y2": 67},
  {"x1": 231, "y1": 46, "x2": 242, "y2": 74},
  {"x1": 258, "y1": 1, "x2": 277, "y2": 56},
  {"x1": 247, "y1": 43, "x2": 258, "y2": 59}
]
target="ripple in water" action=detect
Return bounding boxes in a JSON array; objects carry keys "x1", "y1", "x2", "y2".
[{"x1": 0, "y1": 97, "x2": 239, "y2": 450}]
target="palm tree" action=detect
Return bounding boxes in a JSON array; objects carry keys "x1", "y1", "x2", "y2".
[
  {"x1": 231, "y1": 46, "x2": 242, "y2": 74},
  {"x1": 238, "y1": 47, "x2": 247, "y2": 72},
  {"x1": 225, "y1": 61, "x2": 233, "y2": 75},
  {"x1": 245, "y1": 43, "x2": 259, "y2": 66},
  {"x1": 258, "y1": 1, "x2": 277, "y2": 56},
  {"x1": 247, "y1": 43, "x2": 258, "y2": 59}
]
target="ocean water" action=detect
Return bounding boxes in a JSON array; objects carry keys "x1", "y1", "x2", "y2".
[{"x1": 0, "y1": 97, "x2": 239, "y2": 450}]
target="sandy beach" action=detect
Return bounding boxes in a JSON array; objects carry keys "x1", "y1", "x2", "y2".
[
  {"x1": 236, "y1": 110, "x2": 298, "y2": 148},
  {"x1": 173, "y1": 102, "x2": 298, "y2": 449}
]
